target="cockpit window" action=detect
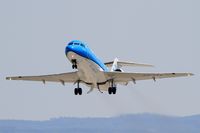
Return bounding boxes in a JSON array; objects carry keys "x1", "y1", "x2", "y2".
[
  {"x1": 80, "y1": 43, "x2": 85, "y2": 47},
  {"x1": 74, "y1": 43, "x2": 79, "y2": 45},
  {"x1": 68, "y1": 42, "x2": 73, "y2": 45},
  {"x1": 68, "y1": 42, "x2": 85, "y2": 47}
]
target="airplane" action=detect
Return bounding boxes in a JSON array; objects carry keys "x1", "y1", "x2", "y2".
[{"x1": 6, "y1": 40, "x2": 194, "y2": 95}]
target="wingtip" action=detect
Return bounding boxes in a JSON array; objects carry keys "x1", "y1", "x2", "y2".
[
  {"x1": 149, "y1": 64, "x2": 155, "y2": 67},
  {"x1": 143, "y1": 64, "x2": 155, "y2": 67},
  {"x1": 188, "y1": 73, "x2": 194, "y2": 76},
  {"x1": 6, "y1": 77, "x2": 12, "y2": 80}
]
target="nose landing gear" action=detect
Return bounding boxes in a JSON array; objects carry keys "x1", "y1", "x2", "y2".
[{"x1": 71, "y1": 59, "x2": 77, "y2": 69}]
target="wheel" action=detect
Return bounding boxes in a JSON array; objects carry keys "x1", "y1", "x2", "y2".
[
  {"x1": 112, "y1": 87, "x2": 117, "y2": 94},
  {"x1": 108, "y1": 87, "x2": 112, "y2": 95},
  {"x1": 78, "y1": 88, "x2": 82, "y2": 95},
  {"x1": 72, "y1": 60, "x2": 77, "y2": 68},
  {"x1": 74, "y1": 64, "x2": 77, "y2": 69},
  {"x1": 72, "y1": 64, "x2": 77, "y2": 69},
  {"x1": 71, "y1": 59, "x2": 77, "y2": 69},
  {"x1": 74, "y1": 88, "x2": 78, "y2": 95}
]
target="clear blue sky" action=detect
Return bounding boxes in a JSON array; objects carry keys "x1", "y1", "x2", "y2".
[{"x1": 0, "y1": 0, "x2": 199, "y2": 120}]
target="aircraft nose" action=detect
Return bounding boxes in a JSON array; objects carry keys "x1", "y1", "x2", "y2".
[
  {"x1": 65, "y1": 44, "x2": 88, "y2": 58},
  {"x1": 65, "y1": 44, "x2": 83, "y2": 55},
  {"x1": 65, "y1": 45, "x2": 74, "y2": 55}
]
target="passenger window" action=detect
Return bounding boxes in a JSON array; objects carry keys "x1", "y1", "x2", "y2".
[{"x1": 69, "y1": 42, "x2": 73, "y2": 45}]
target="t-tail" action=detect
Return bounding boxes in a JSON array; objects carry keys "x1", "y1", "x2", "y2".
[{"x1": 104, "y1": 58, "x2": 154, "y2": 72}]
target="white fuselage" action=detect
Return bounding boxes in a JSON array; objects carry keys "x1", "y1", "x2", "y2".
[{"x1": 67, "y1": 51, "x2": 109, "y2": 91}]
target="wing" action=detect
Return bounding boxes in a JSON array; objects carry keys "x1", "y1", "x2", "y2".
[
  {"x1": 104, "y1": 72, "x2": 193, "y2": 84},
  {"x1": 6, "y1": 72, "x2": 79, "y2": 84}
]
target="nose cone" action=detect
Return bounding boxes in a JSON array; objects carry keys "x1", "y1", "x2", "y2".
[
  {"x1": 65, "y1": 44, "x2": 74, "y2": 55},
  {"x1": 65, "y1": 43, "x2": 88, "y2": 58}
]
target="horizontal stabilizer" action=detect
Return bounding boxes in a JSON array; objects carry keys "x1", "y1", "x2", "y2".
[{"x1": 105, "y1": 60, "x2": 154, "y2": 68}]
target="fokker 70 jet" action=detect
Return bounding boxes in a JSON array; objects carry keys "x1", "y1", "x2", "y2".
[{"x1": 6, "y1": 40, "x2": 193, "y2": 95}]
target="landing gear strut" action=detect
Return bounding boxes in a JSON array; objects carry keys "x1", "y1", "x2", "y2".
[
  {"x1": 71, "y1": 59, "x2": 77, "y2": 69},
  {"x1": 108, "y1": 79, "x2": 117, "y2": 95},
  {"x1": 74, "y1": 80, "x2": 82, "y2": 95}
]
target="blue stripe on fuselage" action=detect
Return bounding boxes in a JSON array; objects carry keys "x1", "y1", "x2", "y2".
[{"x1": 65, "y1": 40, "x2": 108, "y2": 72}]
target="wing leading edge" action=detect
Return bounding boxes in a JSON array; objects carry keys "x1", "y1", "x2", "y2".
[{"x1": 6, "y1": 72, "x2": 78, "y2": 84}]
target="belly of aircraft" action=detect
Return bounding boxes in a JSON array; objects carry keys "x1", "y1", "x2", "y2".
[{"x1": 67, "y1": 52, "x2": 109, "y2": 91}]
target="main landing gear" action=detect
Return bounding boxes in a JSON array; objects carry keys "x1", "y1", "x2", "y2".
[
  {"x1": 108, "y1": 87, "x2": 116, "y2": 94},
  {"x1": 74, "y1": 88, "x2": 82, "y2": 95},
  {"x1": 74, "y1": 80, "x2": 82, "y2": 95},
  {"x1": 71, "y1": 59, "x2": 77, "y2": 69},
  {"x1": 108, "y1": 80, "x2": 117, "y2": 95}
]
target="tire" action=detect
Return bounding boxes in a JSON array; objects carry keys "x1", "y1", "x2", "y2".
[
  {"x1": 72, "y1": 64, "x2": 77, "y2": 69},
  {"x1": 78, "y1": 88, "x2": 82, "y2": 95},
  {"x1": 75, "y1": 65, "x2": 77, "y2": 69},
  {"x1": 108, "y1": 87, "x2": 112, "y2": 95},
  {"x1": 74, "y1": 88, "x2": 78, "y2": 95},
  {"x1": 113, "y1": 87, "x2": 117, "y2": 94}
]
